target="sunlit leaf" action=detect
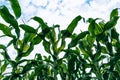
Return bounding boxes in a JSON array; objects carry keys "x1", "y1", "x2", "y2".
[
  {"x1": 67, "y1": 15, "x2": 82, "y2": 34},
  {"x1": 23, "y1": 43, "x2": 34, "y2": 57}
]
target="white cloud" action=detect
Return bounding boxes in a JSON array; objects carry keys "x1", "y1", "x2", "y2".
[{"x1": 31, "y1": 0, "x2": 48, "y2": 7}]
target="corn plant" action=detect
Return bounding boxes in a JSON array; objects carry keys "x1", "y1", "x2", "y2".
[{"x1": 0, "y1": 0, "x2": 120, "y2": 80}]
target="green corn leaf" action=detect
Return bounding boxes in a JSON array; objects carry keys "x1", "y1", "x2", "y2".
[
  {"x1": 68, "y1": 57, "x2": 76, "y2": 73},
  {"x1": 0, "y1": 44, "x2": 6, "y2": 50},
  {"x1": 43, "y1": 40, "x2": 51, "y2": 54},
  {"x1": 103, "y1": 71, "x2": 109, "y2": 80},
  {"x1": 19, "y1": 24, "x2": 37, "y2": 33},
  {"x1": 0, "y1": 23, "x2": 14, "y2": 37},
  {"x1": 1, "y1": 52, "x2": 10, "y2": 60},
  {"x1": 32, "y1": 16, "x2": 48, "y2": 30},
  {"x1": 32, "y1": 35, "x2": 42, "y2": 45},
  {"x1": 23, "y1": 32, "x2": 36, "y2": 43},
  {"x1": 61, "y1": 30, "x2": 72, "y2": 37},
  {"x1": 101, "y1": 46, "x2": 108, "y2": 53},
  {"x1": 0, "y1": 6, "x2": 14, "y2": 23},
  {"x1": 0, "y1": 6, "x2": 20, "y2": 37},
  {"x1": 67, "y1": 15, "x2": 82, "y2": 34},
  {"x1": 94, "y1": 23, "x2": 103, "y2": 35},
  {"x1": 110, "y1": 8, "x2": 118, "y2": 20},
  {"x1": 23, "y1": 43, "x2": 34, "y2": 57},
  {"x1": 106, "y1": 42, "x2": 113, "y2": 55},
  {"x1": 22, "y1": 63, "x2": 32, "y2": 73},
  {"x1": 104, "y1": 16, "x2": 119, "y2": 31},
  {"x1": 3, "y1": 76, "x2": 10, "y2": 80},
  {"x1": 35, "y1": 54, "x2": 42, "y2": 60},
  {"x1": 8, "y1": 0, "x2": 21, "y2": 19},
  {"x1": 58, "y1": 39, "x2": 66, "y2": 51},
  {"x1": 111, "y1": 28, "x2": 119, "y2": 40},
  {"x1": 88, "y1": 20, "x2": 95, "y2": 36},
  {"x1": 69, "y1": 31, "x2": 89, "y2": 48}
]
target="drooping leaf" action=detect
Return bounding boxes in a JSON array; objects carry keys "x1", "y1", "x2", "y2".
[
  {"x1": 110, "y1": 8, "x2": 118, "y2": 20},
  {"x1": 8, "y1": 0, "x2": 21, "y2": 18},
  {"x1": 19, "y1": 24, "x2": 37, "y2": 33},
  {"x1": 32, "y1": 16, "x2": 48, "y2": 30},
  {"x1": 67, "y1": 15, "x2": 82, "y2": 34},
  {"x1": 0, "y1": 23, "x2": 14, "y2": 37},
  {"x1": 104, "y1": 16, "x2": 119, "y2": 31}
]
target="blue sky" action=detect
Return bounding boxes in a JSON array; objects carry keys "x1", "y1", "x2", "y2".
[{"x1": 0, "y1": 0, "x2": 120, "y2": 59}]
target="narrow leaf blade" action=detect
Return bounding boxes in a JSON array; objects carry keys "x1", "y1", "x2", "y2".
[{"x1": 9, "y1": 0, "x2": 21, "y2": 18}]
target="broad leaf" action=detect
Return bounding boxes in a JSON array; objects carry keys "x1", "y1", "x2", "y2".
[
  {"x1": 9, "y1": 0, "x2": 21, "y2": 18},
  {"x1": 67, "y1": 15, "x2": 82, "y2": 34},
  {"x1": 19, "y1": 24, "x2": 37, "y2": 33}
]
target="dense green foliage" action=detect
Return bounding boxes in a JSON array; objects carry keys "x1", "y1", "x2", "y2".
[{"x1": 0, "y1": 0, "x2": 120, "y2": 80}]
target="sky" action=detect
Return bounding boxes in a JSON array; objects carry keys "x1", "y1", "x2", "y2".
[{"x1": 0, "y1": 0, "x2": 120, "y2": 60}]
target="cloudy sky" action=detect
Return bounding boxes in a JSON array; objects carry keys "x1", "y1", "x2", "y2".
[
  {"x1": 0, "y1": 0, "x2": 120, "y2": 59},
  {"x1": 0, "y1": 0, "x2": 120, "y2": 31},
  {"x1": 20, "y1": 0, "x2": 120, "y2": 29}
]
